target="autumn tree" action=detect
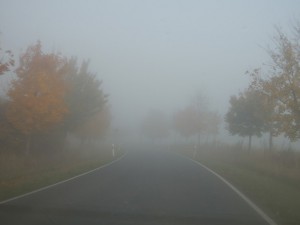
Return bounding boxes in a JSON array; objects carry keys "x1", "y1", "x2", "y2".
[
  {"x1": 6, "y1": 41, "x2": 68, "y2": 154},
  {"x1": 248, "y1": 68, "x2": 282, "y2": 151},
  {"x1": 225, "y1": 89, "x2": 266, "y2": 151},
  {"x1": 173, "y1": 106, "x2": 199, "y2": 141},
  {"x1": 141, "y1": 110, "x2": 169, "y2": 141},
  {"x1": 265, "y1": 27, "x2": 300, "y2": 141},
  {"x1": 248, "y1": 24, "x2": 300, "y2": 141},
  {"x1": 73, "y1": 106, "x2": 111, "y2": 145},
  {"x1": 173, "y1": 101, "x2": 221, "y2": 147}
]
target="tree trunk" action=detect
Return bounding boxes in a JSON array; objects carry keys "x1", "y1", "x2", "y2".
[
  {"x1": 248, "y1": 135, "x2": 252, "y2": 152},
  {"x1": 25, "y1": 134, "x2": 31, "y2": 155},
  {"x1": 60, "y1": 130, "x2": 68, "y2": 152},
  {"x1": 197, "y1": 133, "x2": 201, "y2": 150},
  {"x1": 269, "y1": 131, "x2": 273, "y2": 152},
  {"x1": 80, "y1": 138, "x2": 86, "y2": 148}
]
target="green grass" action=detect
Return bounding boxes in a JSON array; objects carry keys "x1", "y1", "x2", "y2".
[
  {"x1": 174, "y1": 144, "x2": 300, "y2": 225},
  {"x1": 0, "y1": 144, "x2": 124, "y2": 202}
]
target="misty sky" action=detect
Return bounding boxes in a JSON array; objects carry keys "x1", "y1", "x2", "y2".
[{"x1": 1, "y1": 0, "x2": 299, "y2": 132}]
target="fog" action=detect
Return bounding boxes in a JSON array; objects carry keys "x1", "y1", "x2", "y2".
[{"x1": 1, "y1": 0, "x2": 299, "y2": 146}]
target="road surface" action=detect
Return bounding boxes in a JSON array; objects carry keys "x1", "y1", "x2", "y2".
[{"x1": 0, "y1": 148, "x2": 272, "y2": 225}]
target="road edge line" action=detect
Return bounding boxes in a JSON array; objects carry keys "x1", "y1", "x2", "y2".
[
  {"x1": 180, "y1": 154, "x2": 278, "y2": 225},
  {"x1": 0, "y1": 152, "x2": 128, "y2": 205}
]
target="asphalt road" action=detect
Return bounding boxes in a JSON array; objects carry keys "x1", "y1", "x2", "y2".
[{"x1": 0, "y1": 148, "x2": 272, "y2": 225}]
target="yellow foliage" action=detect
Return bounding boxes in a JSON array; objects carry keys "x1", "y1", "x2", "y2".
[
  {"x1": 74, "y1": 107, "x2": 111, "y2": 140},
  {"x1": 6, "y1": 42, "x2": 68, "y2": 135}
]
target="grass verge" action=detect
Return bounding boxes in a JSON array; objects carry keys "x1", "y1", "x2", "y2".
[
  {"x1": 0, "y1": 144, "x2": 124, "y2": 202},
  {"x1": 174, "y1": 144, "x2": 300, "y2": 225}
]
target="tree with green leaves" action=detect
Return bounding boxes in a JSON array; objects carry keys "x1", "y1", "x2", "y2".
[
  {"x1": 63, "y1": 58, "x2": 108, "y2": 134},
  {"x1": 225, "y1": 89, "x2": 266, "y2": 151},
  {"x1": 0, "y1": 44, "x2": 14, "y2": 75}
]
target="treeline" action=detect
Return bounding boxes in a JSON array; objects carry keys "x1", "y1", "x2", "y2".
[
  {"x1": 225, "y1": 24, "x2": 300, "y2": 151},
  {"x1": 141, "y1": 96, "x2": 221, "y2": 151},
  {"x1": 0, "y1": 41, "x2": 110, "y2": 154}
]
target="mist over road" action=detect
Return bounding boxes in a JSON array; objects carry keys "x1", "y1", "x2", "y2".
[{"x1": 0, "y1": 147, "x2": 270, "y2": 225}]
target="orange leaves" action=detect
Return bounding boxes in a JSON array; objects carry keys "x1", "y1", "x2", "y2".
[
  {"x1": 173, "y1": 103, "x2": 220, "y2": 140},
  {"x1": 6, "y1": 42, "x2": 68, "y2": 135},
  {"x1": 4, "y1": 41, "x2": 109, "y2": 153},
  {"x1": 247, "y1": 25, "x2": 300, "y2": 141},
  {"x1": 74, "y1": 106, "x2": 111, "y2": 140}
]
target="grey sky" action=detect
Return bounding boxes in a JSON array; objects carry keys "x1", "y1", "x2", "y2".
[{"x1": 1, "y1": 0, "x2": 299, "y2": 131}]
